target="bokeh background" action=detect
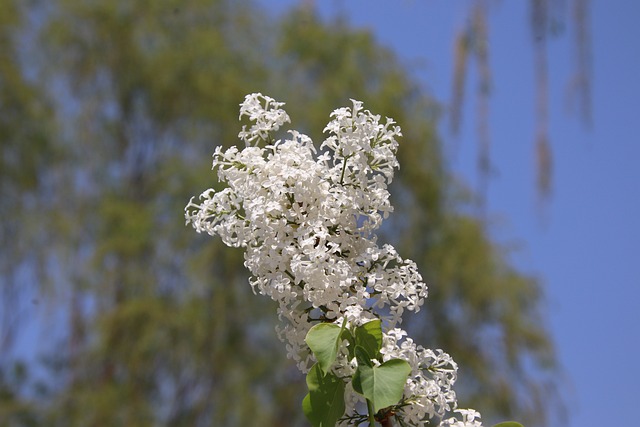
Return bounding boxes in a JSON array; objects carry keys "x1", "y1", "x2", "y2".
[{"x1": 1, "y1": 1, "x2": 637, "y2": 427}]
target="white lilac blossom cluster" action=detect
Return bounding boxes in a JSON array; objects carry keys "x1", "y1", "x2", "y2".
[{"x1": 185, "y1": 93, "x2": 482, "y2": 427}]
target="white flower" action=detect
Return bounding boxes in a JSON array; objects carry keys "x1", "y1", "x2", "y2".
[
  {"x1": 186, "y1": 93, "x2": 482, "y2": 426},
  {"x1": 238, "y1": 93, "x2": 291, "y2": 146},
  {"x1": 442, "y1": 409, "x2": 483, "y2": 427}
]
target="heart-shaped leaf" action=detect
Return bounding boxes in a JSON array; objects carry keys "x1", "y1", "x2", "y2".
[
  {"x1": 302, "y1": 363, "x2": 346, "y2": 427},
  {"x1": 305, "y1": 323, "x2": 344, "y2": 375},
  {"x1": 354, "y1": 319, "x2": 382, "y2": 359},
  {"x1": 352, "y1": 346, "x2": 411, "y2": 412}
]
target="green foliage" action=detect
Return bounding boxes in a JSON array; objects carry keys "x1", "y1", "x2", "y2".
[
  {"x1": 493, "y1": 422, "x2": 525, "y2": 427},
  {"x1": 0, "y1": 1, "x2": 53, "y2": 191},
  {"x1": 305, "y1": 322, "x2": 346, "y2": 376},
  {"x1": 353, "y1": 319, "x2": 383, "y2": 360},
  {"x1": 304, "y1": 320, "x2": 411, "y2": 423},
  {"x1": 352, "y1": 347, "x2": 411, "y2": 414},
  {"x1": 302, "y1": 364, "x2": 345, "y2": 427}
]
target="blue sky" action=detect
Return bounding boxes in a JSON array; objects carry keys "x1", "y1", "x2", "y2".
[{"x1": 262, "y1": 2, "x2": 640, "y2": 426}]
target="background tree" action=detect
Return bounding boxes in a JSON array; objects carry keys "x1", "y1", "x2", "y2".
[
  {"x1": 0, "y1": 1, "x2": 55, "y2": 423},
  {"x1": 0, "y1": 1, "x2": 562, "y2": 426},
  {"x1": 449, "y1": 0, "x2": 591, "y2": 203}
]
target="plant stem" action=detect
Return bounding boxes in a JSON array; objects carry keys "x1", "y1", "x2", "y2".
[
  {"x1": 380, "y1": 417, "x2": 393, "y2": 427},
  {"x1": 366, "y1": 399, "x2": 377, "y2": 426},
  {"x1": 339, "y1": 154, "x2": 351, "y2": 185}
]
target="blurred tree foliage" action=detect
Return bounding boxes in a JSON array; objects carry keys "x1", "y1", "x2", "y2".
[{"x1": 0, "y1": 1, "x2": 560, "y2": 426}]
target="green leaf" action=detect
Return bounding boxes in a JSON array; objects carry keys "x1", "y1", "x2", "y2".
[
  {"x1": 302, "y1": 363, "x2": 346, "y2": 427},
  {"x1": 305, "y1": 322, "x2": 345, "y2": 375},
  {"x1": 354, "y1": 319, "x2": 383, "y2": 359},
  {"x1": 492, "y1": 423, "x2": 525, "y2": 427},
  {"x1": 352, "y1": 346, "x2": 411, "y2": 412}
]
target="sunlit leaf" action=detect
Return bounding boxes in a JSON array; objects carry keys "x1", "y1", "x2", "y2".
[
  {"x1": 303, "y1": 363, "x2": 346, "y2": 427},
  {"x1": 354, "y1": 319, "x2": 382, "y2": 359},
  {"x1": 352, "y1": 346, "x2": 411, "y2": 412},
  {"x1": 305, "y1": 322, "x2": 344, "y2": 375},
  {"x1": 492, "y1": 422, "x2": 524, "y2": 427}
]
